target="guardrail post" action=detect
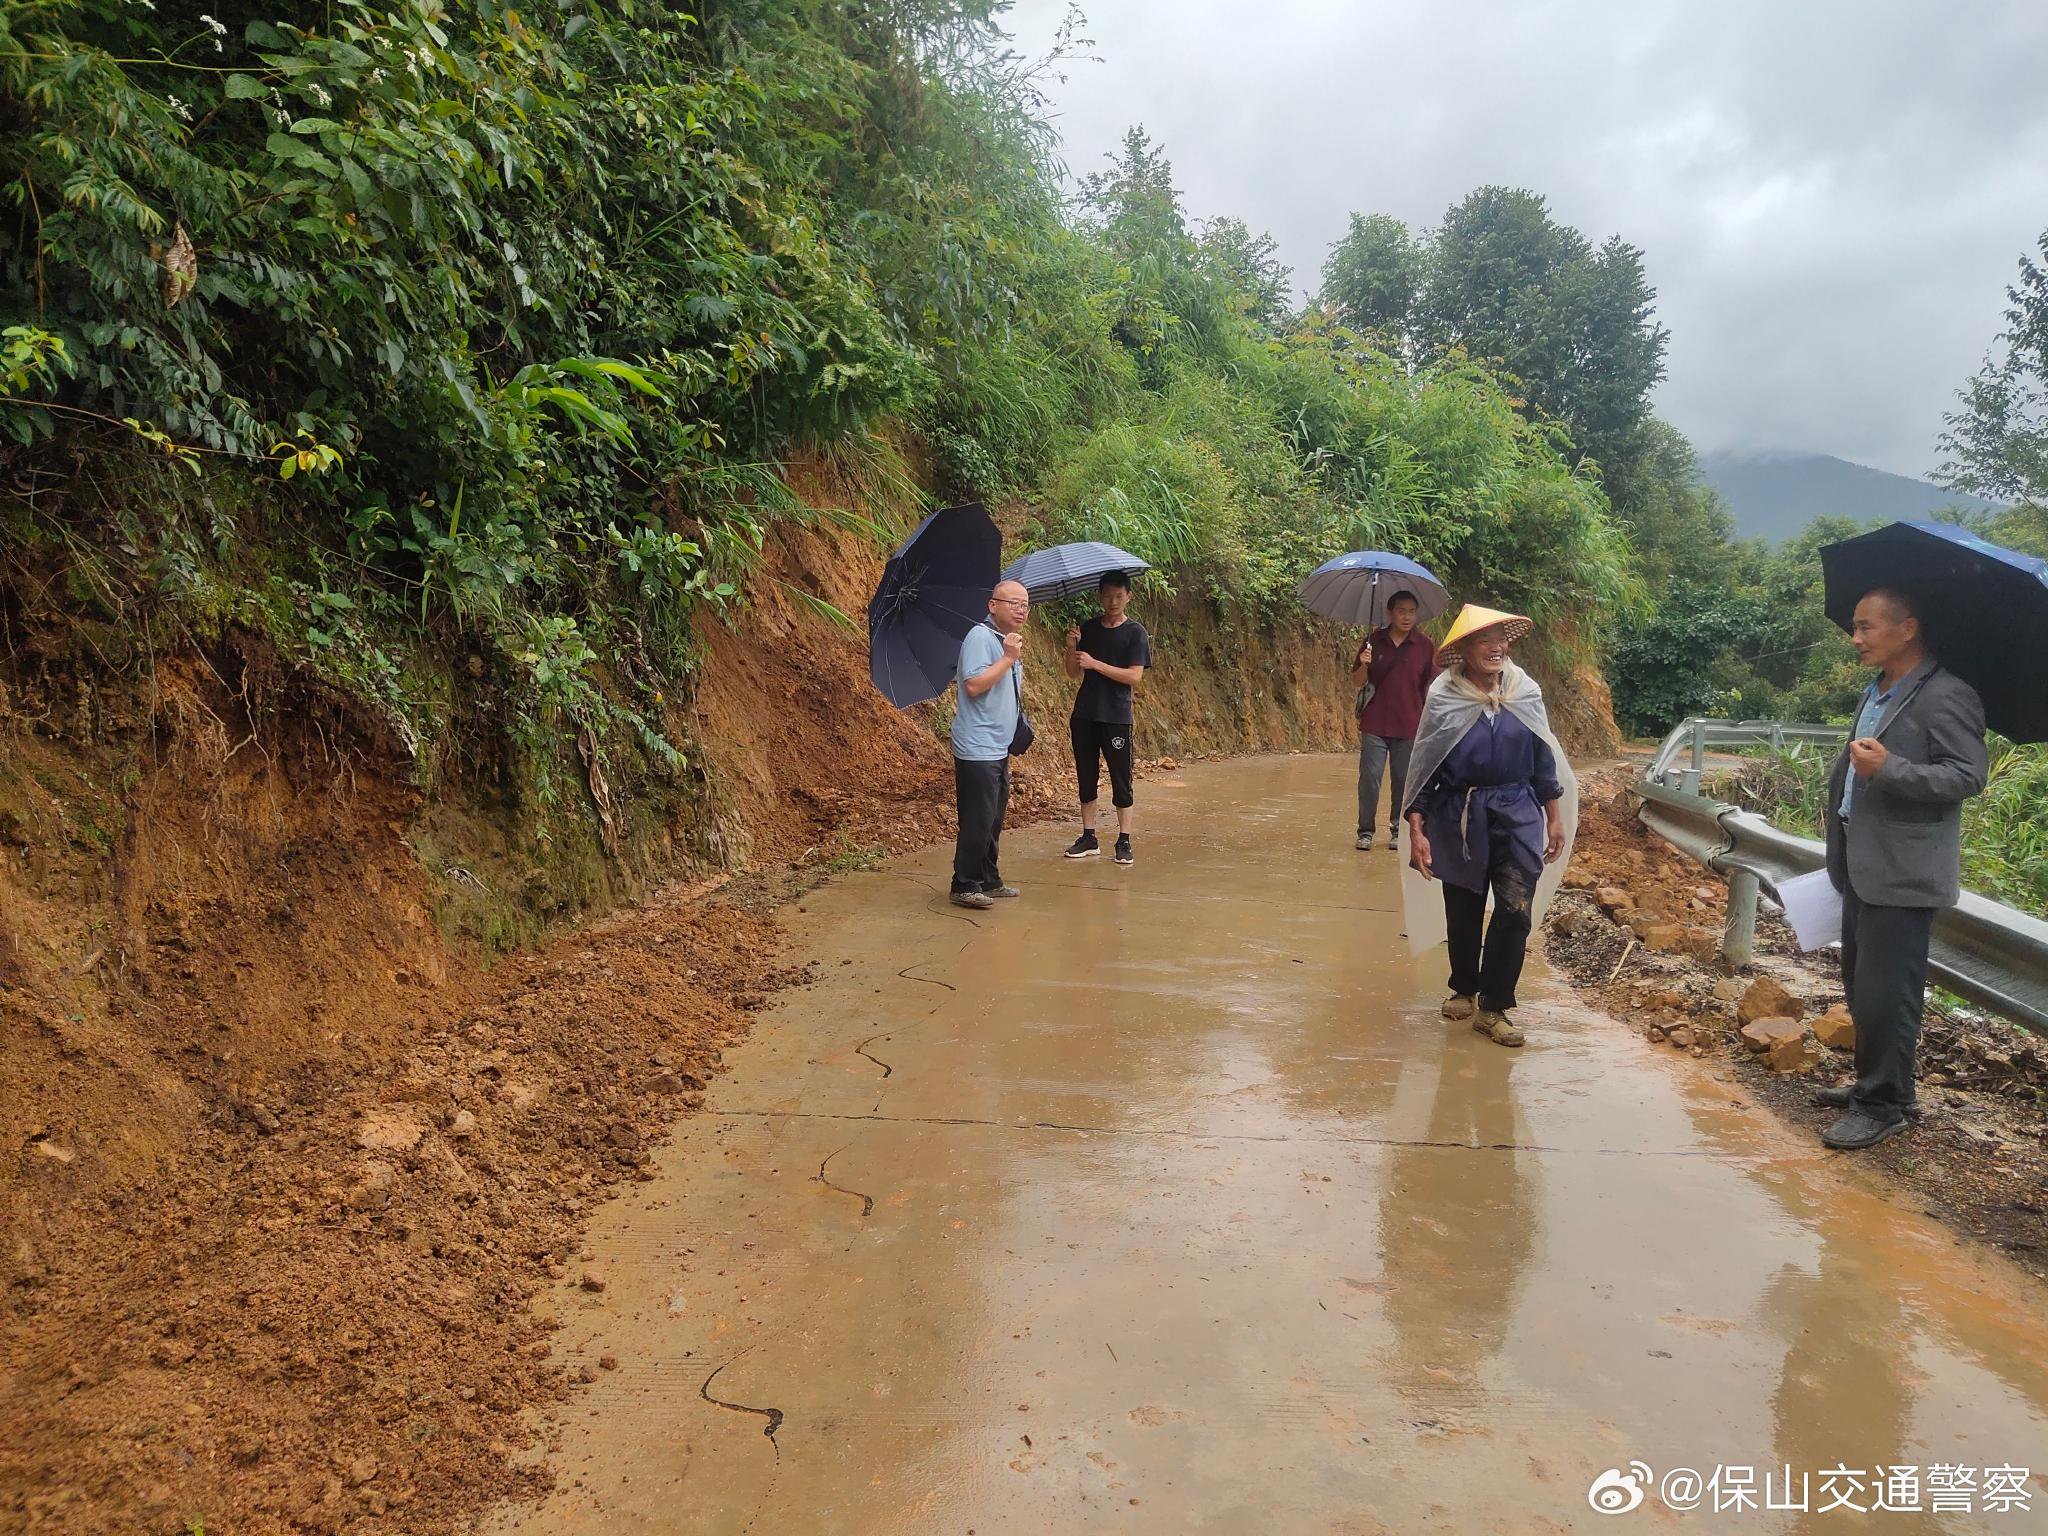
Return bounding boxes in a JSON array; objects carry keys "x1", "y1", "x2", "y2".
[
  {"x1": 1690, "y1": 719, "x2": 1706, "y2": 773},
  {"x1": 1722, "y1": 867, "x2": 1759, "y2": 968}
]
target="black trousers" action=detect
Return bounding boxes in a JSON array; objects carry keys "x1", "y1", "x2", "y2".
[
  {"x1": 952, "y1": 757, "x2": 1009, "y2": 894},
  {"x1": 1071, "y1": 717, "x2": 1135, "y2": 809},
  {"x1": 1442, "y1": 860, "x2": 1537, "y2": 1012},
  {"x1": 1840, "y1": 882, "x2": 1935, "y2": 1123}
]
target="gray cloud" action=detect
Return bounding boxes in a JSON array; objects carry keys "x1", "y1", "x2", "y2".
[{"x1": 1007, "y1": 0, "x2": 2048, "y2": 477}]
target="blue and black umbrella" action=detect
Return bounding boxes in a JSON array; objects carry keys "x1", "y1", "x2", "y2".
[
  {"x1": 1297, "y1": 550, "x2": 1449, "y2": 628},
  {"x1": 1819, "y1": 518, "x2": 2048, "y2": 743},
  {"x1": 1000, "y1": 541, "x2": 1150, "y2": 603},
  {"x1": 867, "y1": 502, "x2": 1002, "y2": 708}
]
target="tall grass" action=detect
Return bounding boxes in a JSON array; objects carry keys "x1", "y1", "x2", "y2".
[{"x1": 1725, "y1": 741, "x2": 2048, "y2": 917}]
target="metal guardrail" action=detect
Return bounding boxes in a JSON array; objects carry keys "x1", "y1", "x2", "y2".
[
  {"x1": 1629, "y1": 718, "x2": 2048, "y2": 1032},
  {"x1": 1643, "y1": 717, "x2": 1849, "y2": 795}
]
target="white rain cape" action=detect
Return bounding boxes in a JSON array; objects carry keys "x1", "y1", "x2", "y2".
[{"x1": 1397, "y1": 660, "x2": 1580, "y2": 955}]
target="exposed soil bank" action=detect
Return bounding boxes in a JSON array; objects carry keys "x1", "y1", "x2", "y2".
[{"x1": 1542, "y1": 765, "x2": 2048, "y2": 1280}]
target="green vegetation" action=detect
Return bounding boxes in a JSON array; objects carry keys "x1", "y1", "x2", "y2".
[
  {"x1": 1725, "y1": 739, "x2": 2048, "y2": 919},
  {"x1": 1, "y1": 1, "x2": 1637, "y2": 851}
]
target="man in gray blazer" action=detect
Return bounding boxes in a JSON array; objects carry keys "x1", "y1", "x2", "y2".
[{"x1": 1816, "y1": 587, "x2": 1988, "y2": 1150}]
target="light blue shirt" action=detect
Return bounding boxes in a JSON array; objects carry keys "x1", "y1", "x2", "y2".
[
  {"x1": 951, "y1": 622, "x2": 1020, "y2": 762},
  {"x1": 1838, "y1": 679, "x2": 1896, "y2": 820}
]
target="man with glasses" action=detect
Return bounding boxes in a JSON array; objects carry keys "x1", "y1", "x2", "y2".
[{"x1": 950, "y1": 579, "x2": 1031, "y2": 910}]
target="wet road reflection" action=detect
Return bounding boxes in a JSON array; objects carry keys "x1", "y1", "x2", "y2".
[{"x1": 489, "y1": 754, "x2": 2048, "y2": 1534}]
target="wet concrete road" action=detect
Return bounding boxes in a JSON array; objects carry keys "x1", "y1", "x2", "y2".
[{"x1": 491, "y1": 755, "x2": 2048, "y2": 1534}]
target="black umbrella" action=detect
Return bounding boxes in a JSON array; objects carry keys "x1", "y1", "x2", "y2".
[
  {"x1": 1819, "y1": 518, "x2": 2048, "y2": 743},
  {"x1": 867, "y1": 502, "x2": 1002, "y2": 708}
]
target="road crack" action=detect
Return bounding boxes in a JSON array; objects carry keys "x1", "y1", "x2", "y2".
[
  {"x1": 718, "y1": 1107, "x2": 1769, "y2": 1160},
  {"x1": 895, "y1": 964, "x2": 955, "y2": 992},
  {"x1": 854, "y1": 1033, "x2": 894, "y2": 1078},
  {"x1": 701, "y1": 1355, "x2": 784, "y2": 1457},
  {"x1": 813, "y1": 1145, "x2": 874, "y2": 1218}
]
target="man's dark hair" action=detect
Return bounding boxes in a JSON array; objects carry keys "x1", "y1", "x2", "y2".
[
  {"x1": 1099, "y1": 570, "x2": 1133, "y2": 593},
  {"x1": 1387, "y1": 589, "x2": 1419, "y2": 609},
  {"x1": 1867, "y1": 586, "x2": 1921, "y2": 627}
]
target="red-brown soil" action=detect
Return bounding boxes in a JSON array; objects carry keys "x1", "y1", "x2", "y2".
[{"x1": 1, "y1": 633, "x2": 815, "y2": 1534}]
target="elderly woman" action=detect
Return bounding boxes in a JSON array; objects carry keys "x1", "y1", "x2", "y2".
[{"x1": 1401, "y1": 606, "x2": 1577, "y2": 1047}]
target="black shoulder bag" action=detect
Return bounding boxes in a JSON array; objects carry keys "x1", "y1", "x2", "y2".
[{"x1": 1007, "y1": 659, "x2": 1034, "y2": 756}]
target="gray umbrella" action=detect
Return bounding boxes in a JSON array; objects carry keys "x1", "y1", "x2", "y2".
[{"x1": 1000, "y1": 541, "x2": 1151, "y2": 603}]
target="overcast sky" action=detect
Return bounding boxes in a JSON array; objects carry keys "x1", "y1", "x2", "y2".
[{"x1": 1005, "y1": 0, "x2": 2048, "y2": 479}]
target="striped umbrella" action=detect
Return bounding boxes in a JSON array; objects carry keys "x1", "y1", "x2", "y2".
[{"x1": 1000, "y1": 541, "x2": 1151, "y2": 603}]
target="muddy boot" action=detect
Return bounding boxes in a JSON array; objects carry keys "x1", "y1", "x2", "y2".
[
  {"x1": 1474, "y1": 1009, "x2": 1524, "y2": 1048},
  {"x1": 1440, "y1": 992, "x2": 1476, "y2": 1021}
]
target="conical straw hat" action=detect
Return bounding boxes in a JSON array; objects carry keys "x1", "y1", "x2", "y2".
[{"x1": 1438, "y1": 603, "x2": 1533, "y2": 660}]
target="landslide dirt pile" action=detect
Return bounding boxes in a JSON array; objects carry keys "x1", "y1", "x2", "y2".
[
  {"x1": 20, "y1": 899, "x2": 797, "y2": 1536},
  {"x1": 0, "y1": 617, "x2": 818, "y2": 1532},
  {"x1": 1544, "y1": 765, "x2": 2048, "y2": 1273},
  {"x1": 5, "y1": 754, "x2": 803, "y2": 1534}
]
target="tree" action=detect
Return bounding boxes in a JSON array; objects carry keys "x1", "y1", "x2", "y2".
[
  {"x1": 1197, "y1": 216, "x2": 1293, "y2": 329},
  {"x1": 1075, "y1": 126, "x2": 1228, "y2": 369},
  {"x1": 1416, "y1": 187, "x2": 1668, "y2": 480},
  {"x1": 1320, "y1": 213, "x2": 1425, "y2": 342},
  {"x1": 1938, "y1": 226, "x2": 2048, "y2": 509},
  {"x1": 1599, "y1": 419, "x2": 1735, "y2": 588},
  {"x1": 1077, "y1": 125, "x2": 1189, "y2": 257}
]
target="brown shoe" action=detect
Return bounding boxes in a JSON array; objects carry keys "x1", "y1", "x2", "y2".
[
  {"x1": 1441, "y1": 992, "x2": 1477, "y2": 1021},
  {"x1": 1474, "y1": 1009, "x2": 1524, "y2": 1048}
]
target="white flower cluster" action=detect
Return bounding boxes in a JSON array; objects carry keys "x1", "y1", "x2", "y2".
[
  {"x1": 199, "y1": 12, "x2": 225, "y2": 48},
  {"x1": 309, "y1": 83, "x2": 332, "y2": 107},
  {"x1": 166, "y1": 94, "x2": 193, "y2": 122}
]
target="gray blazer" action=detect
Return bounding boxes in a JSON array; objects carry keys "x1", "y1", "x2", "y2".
[{"x1": 1823, "y1": 659, "x2": 1988, "y2": 909}]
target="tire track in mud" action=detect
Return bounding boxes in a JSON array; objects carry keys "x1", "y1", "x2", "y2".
[
  {"x1": 701, "y1": 1355, "x2": 785, "y2": 1457},
  {"x1": 813, "y1": 1145, "x2": 875, "y2": 1218}
]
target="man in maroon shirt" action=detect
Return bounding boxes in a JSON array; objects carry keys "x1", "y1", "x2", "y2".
[{"x1": 1351, "y1": 590, "x2": 1438, "y2": 849}]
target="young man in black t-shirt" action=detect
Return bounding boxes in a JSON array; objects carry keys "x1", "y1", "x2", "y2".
[{"x1": 1061, "y1": 571, "x2": 1152, "y2": 865}]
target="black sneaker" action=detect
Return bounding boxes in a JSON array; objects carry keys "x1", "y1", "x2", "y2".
[
  {"x1": 1821, "y1": 1111, "x2": 1908, "y2": 1150},
  {"x1": 1114, "y1": 835, "x2": 1134, "y2": 866},
  {"x1": 1813, "y1": 1082, "x2": 1923, "y2": 1119},
  {"x1": 1064, "y1": 831, "x2": 1100, "y2": 859}
]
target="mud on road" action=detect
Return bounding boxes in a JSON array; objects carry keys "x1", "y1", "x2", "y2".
[{"x1": 3, "y1": 875, "x2": 809, "y2": 1536}]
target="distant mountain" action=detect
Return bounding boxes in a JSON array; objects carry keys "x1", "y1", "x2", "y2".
[{"x1": 1698, "y1": 449, "x2": 2004, "y2": 544}]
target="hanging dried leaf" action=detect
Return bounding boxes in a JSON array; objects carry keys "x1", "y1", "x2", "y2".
[
  {"x1": 163, "y1": 222, "x2": 198, "y2": 308},
  {"x1": 577, "y1": 726, "x2": 621, "y2": 856}
]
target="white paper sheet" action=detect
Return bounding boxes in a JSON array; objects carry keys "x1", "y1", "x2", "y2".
[{"x1": 1773, "y1": 869, "x2": 1843, "y2": 951}]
